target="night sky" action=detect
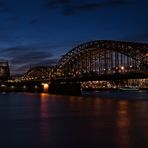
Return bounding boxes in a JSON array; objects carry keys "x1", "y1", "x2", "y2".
[{"x1": 0, "y1": 0, "x2": 148, "y2": 74}]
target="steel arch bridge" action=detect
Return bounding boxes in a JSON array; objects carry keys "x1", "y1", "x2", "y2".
[
  {"x1": 51, "y1": 40, "x2": 148, "y2": 81},
  {"x1": 24, "y1": 66, "x2": 52, "y2": 81}
]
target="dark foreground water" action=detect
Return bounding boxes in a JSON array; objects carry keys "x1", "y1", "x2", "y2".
[{"x1": 0, "y1": 91, "x2": 148, "y2": 148}]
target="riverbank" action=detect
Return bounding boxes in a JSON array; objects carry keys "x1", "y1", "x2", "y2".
[{"x1": 82, "y1": 88, "x2": 148, "y2": 91}]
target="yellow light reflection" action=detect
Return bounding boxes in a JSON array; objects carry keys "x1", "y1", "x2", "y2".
[
  {"x1": 41, "y1": 93, "x2": 49, "y2": 99},
  {"x1": 116, "y1": 100, "x2": 131, "y2": 147},
  {"x1": 40, "y1": 93, "x2": 49, "y2": 144}
]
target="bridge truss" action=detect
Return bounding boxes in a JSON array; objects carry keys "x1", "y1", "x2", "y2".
[
  {"x1": 51, "y1": 40, "x2": 148, "y2": 81},
  {"x1": 24, "y1": 66, "x2": 52, "y2": 81}
]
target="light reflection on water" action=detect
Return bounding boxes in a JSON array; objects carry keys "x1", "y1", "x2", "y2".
[
  {"x1": 116, "y1": 101, "x2": 131, "y2": 148},
  {"x1": 0, "y1": 91, "x2": 148, "y2": 148},
  {"x1": 40, "y1": 93, "x2": 50, "y2": 145}
]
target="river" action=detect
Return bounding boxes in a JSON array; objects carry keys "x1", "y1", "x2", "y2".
[{"x1": 0, "y1": 91, "x2": 148, "y2": 148}]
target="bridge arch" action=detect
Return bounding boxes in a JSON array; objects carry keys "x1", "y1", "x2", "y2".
[
  {"x1": 52, "y1": 40, "x2": 148, "y2": 79},
  {"x1": 24, "y1": 66, "x2": 52, "y2": 81}
]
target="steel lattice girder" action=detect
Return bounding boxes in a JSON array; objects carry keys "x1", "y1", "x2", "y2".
[
  {"x1": 24, "y1": 66, "x2": 52, "y2": 79},
  {"x1": 52, "y1": 40, "x2": 148, "y2": 77}
]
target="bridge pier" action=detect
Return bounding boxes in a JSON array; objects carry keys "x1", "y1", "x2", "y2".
[{"x1": 49, "y1": 81, "x2": 81, "y2": 95}]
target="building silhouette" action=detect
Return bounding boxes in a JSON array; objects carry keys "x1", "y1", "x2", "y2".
[{"x1": 0, "y1": 62, "x2": 10, "y2": 81}]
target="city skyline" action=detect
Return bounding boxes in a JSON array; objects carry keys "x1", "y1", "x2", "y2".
[{"x1": 0, "y1": 0, "x2": 148, "y2": 74}]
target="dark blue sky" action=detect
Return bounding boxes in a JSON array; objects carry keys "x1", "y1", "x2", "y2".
[{"x1": 0, "y1": 0, "x2": 148, "y2": 74}]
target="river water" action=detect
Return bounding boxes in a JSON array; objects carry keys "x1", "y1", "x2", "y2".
[{"x1": 0, "y1": 91, "x2": 148, "y2": 148}]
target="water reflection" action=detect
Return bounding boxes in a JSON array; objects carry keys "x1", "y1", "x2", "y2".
[
  {"x1": 0, "y1": 92, "x2": 148, "y2": 148},
  {"x1": 116, "y1": 101, "x2": 132, "y2": 148},
  {"x1": 40, "y1": 93, "x2": 50, "y2": 145}
]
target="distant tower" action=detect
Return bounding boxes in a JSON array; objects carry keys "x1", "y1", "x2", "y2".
[{"x1": 0, "y1": 61, "x2": 10, "y2": 81}]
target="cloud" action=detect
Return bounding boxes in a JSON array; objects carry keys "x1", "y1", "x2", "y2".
[
  {"x1": 63, "y1": 3, "x2": 103, "y2": 16},
  {"x1": 0, "y1": 40, "x2": 94, "y2": 74},
  {"x1": 10, "y1": 58, "x2": 59, "y2": 75},
  {"x1": 107, "y1": 0, "x2": 129, "y2": 6},
  {"x1": 46, "y1": 0, "x2": 130, "y2": 16},
  {"x1": 10, "y1": 50, "x2": 51, "y2": 63},
  {"x1": 77, "y1": 3, "x2": 103, "y2": 11},
  {"x1": 59, "y1": 0, "x2": 70, "y2": 4},
  {"x1": 46, "y1": 0, "x2": 70, "y2": 9},
  {"x1": 11, "y1": 58, "x2": 59, "y2": 75},
  {"x1": 32, "y1": 58, "x2": 59, "y2": 67},
  {"x1": 0, "y1": 57, "x2": 8, "y2": 61},
  {"x1": 10, "y1": 64, "x2": 29, "y2": 75},
  {"x1": 10, "y1": 51, "x2": 51, "y2": 65},
  {"x1": 0, "y1": 44, "x2": 55, "y2": 74}
]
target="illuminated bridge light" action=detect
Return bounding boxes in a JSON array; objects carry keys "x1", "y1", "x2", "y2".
[
  {"x1": 121, "y1": 66, "x2": 125, "y2": 70},
  {"x1": 23, "y1": 86, "x2": 27, "y2": 89},
  {"x1": 1, "y1": 84, "x2": 6, "y2": 87},
  {"x1": 19, "y1": 40, "x2": 147, "y2": 82},
  {"x1": 42, "y1": 83, "x2": 49, "y2": 93}
]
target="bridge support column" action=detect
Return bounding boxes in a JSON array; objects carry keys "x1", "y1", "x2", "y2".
[{"x1": 49, "y1": 81, "x2": 81, "y2": 95}]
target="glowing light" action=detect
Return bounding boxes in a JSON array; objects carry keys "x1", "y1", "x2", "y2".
[
  {"x1": 23, "y1": 85, "x2": 26, "y2": 89},
  {"x1": 42, "y1": 83, "x2": 49, "y2": 93},
  {"x1": 121, "y1": 66, "x2": 125, "y2": 70},
  {"x1": 11, "y1": 86, "x2": 14, "y2": 88}
]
